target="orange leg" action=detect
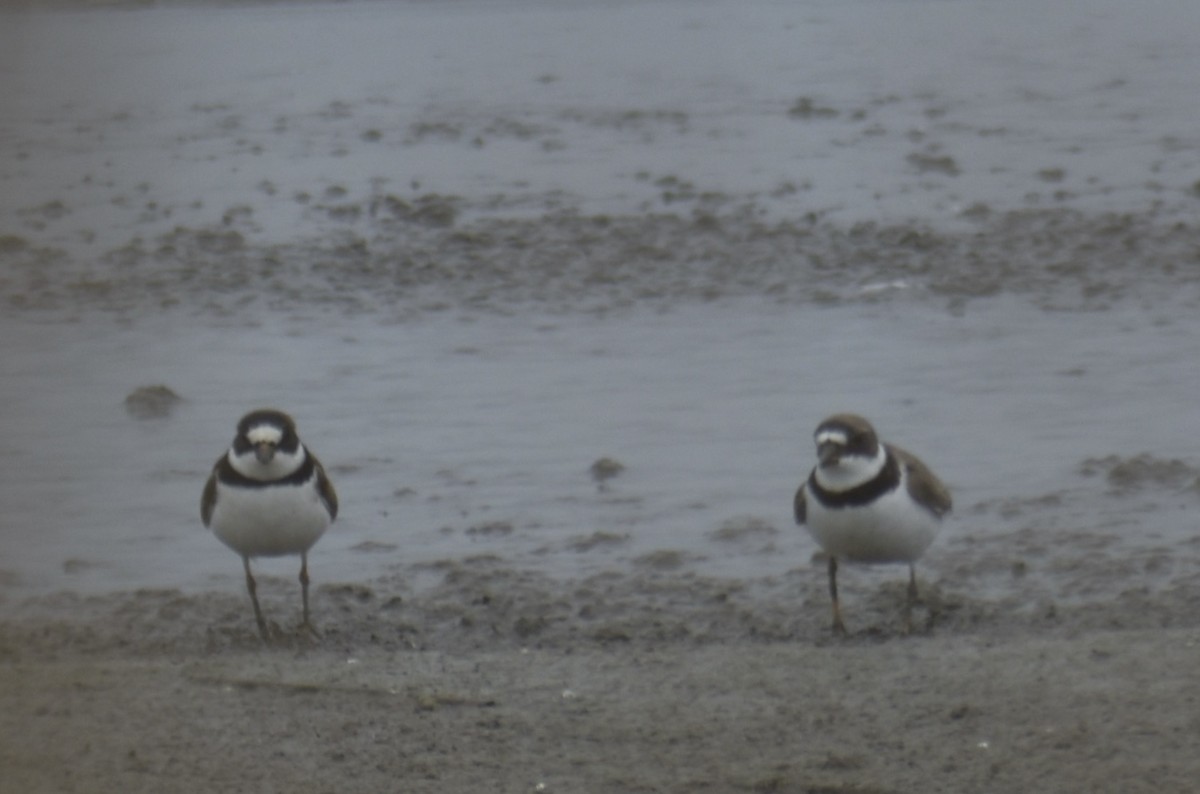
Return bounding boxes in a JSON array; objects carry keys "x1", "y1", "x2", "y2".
[
  {"x1": 242, "y1": 556, "x2": 269, "y2": 640},
  {"x1": 828, "y1": 556, "x2": 847, "y2": 635},
  {"x1": 904, "y1": 564, "x2": 919, "y2": 634},
  {"x1": 299, "y1": 553, "x2": 319, "y2": 636}
]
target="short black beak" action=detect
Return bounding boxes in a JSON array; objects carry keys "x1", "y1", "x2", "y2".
[
  {"x1": 817, "y1": 442, "x2": 842, "y2": 466},
  {"x1": 254, "y1": 441, "x2": 276, "y2": 464}
]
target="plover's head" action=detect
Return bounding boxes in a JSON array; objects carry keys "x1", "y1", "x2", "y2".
[
  {"x1": 813, "y1": 413, "x2": 880, "y2": 470},
  {"x1": 229, "y1": 409, "x2": 305, "y2": 479}
]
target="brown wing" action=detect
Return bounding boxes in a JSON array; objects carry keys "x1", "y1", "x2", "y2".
[
  {"x1": 200, "y1": 468, "x2": 219, "y2": 527},
  {"x1": 889, "y1": 444, "x2": 952, "y2": 517},
  {"x1": 793, "y1": 482, "x2": 807, "y2": 525},
  {"x1": 312, "y1": 454, "x2": 339, "y2": 521}
]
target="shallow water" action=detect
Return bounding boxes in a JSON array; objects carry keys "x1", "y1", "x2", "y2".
[
  {"x1": 2, "y1": 296, "x2": 1198, "y2": 603},
  {"x1": 2, "y1": 0, "x2": 1200, "y2": 607},
  {"x1": 3, "y1": 0, "x2": 1200, "y2": 250}
]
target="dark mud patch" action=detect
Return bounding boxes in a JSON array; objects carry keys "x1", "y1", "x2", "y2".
[
  {"x1": 709, "y1": 515, "x2": 780, "y2": 543},
  {"x1": 123, "y1": 384, "x2": 184, "y2": 420},
  {"x1": 4, "y1": 203, "x2": 1200, "y2": 319},
  {"x1": 588, "y1": 457, "x2": 625, "y2": 487},
  {"x1": 565, "y1": 531, "x2": 630, "y2": 553},
  {"x1": 906, "y1": 150, "x2": 961, "y2": 176},
  {"x1": 1079, "y1": 454, "x2": 1200, "y2": 495}
]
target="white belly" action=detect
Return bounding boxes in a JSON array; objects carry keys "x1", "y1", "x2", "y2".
[
  {"x1": 208, "y1": 481, "x2": 331, "y2": 558},
  {"x1": 805, "y1": 485, "x2": 942, "y2": 564}
]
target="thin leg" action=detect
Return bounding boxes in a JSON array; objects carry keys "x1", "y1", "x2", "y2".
[
  {"x1": 828, "y1": 556, "x2": 847, "y2": 635},
  {"x1": 299, "y1": 553, "x2": 318, "y2": 636},
  {"x1": 243, "y1": 556, "x2": 269, "y2": 640},
  {"x1": 903, "y1": 564, "x2": 919, "y2": 634}
]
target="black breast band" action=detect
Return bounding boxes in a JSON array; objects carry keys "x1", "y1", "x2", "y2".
[
  {"x1": 215, "y1": 452, "x2": 315, "y2": 489},
  {"x1": 807, "y1": 451, "x2": 900, "y2": 509}
]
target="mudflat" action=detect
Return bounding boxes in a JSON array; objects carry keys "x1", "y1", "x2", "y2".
[
  {"x1": 5, "y1": 1, "x2": 1200, "y2": 791},
  {"x1": 3, "y1": 563, "x2": 1200, "y2": 793}
]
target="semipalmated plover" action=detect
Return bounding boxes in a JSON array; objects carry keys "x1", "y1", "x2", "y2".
[
  {"x1": 794, "y1": 414, "x2": 951, "y2": 634},
  {"x1": 201, "y1": 409, "x2": 338, "y2": 640}
]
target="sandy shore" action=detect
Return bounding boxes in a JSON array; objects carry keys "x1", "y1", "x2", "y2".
[{"x1": 4, "y1": 563, "x2": 1200, "y2": 793}]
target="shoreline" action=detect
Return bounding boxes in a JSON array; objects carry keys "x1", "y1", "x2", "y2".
[{"x1": 4, "y1": 568, "x2": 1200, "y2": 793}]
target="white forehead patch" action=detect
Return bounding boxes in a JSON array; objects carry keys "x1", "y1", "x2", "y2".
[
  {"x1": 247, "y1": 425, "x2": 284, "y2": 445},
  {"x1": 816, "y1": 429, "x2": 848, "y2": 446}
]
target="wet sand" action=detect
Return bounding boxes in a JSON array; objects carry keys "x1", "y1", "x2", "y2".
[
  {"x1": 4, "y1": 565, "x2": 1200, "y2": 793},
  {"x1": 5, "y1": 0, "x2": 1200, "y2": 790}
]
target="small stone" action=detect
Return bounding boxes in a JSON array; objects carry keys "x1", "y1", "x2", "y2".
[
  {"x1": 123, "y1": 385, "x2": 183, "y2": 419},
  {"x1": 589, "y1": 457, "x2": 625, "y2": 484}
]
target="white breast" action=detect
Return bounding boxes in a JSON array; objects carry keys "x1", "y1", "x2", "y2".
[
  {"x1": 804, "y1": 474, "x2": 942, "y2": 564},
  {"x1": 207, "y1": 478, "x2": 332, "y2": 558}
]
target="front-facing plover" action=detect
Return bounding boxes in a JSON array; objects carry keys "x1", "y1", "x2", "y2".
[
  {"x1": 794, "y1": 413, "x2": 951, "y2": 634},
  {"x1": 201, "y1": 409, "x2": 338, "y2": 640}
]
